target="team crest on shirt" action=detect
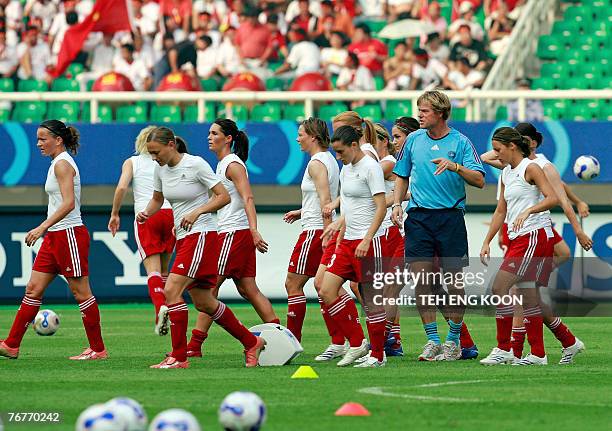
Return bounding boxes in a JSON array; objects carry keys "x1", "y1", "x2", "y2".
[{"x1": 448, "y1": 151, "x2": 456, "y2": 158}]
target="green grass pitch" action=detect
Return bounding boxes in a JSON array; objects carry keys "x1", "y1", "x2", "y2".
[{"x1": 1, "y1": 303, "x2": 611, "y2": 430}]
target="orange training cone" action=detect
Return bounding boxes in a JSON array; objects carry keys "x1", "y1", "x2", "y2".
[{"x1": 334, "y1": 402, "x2": 371, "y2": 416}]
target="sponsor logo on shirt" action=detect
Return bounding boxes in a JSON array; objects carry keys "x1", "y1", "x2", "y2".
[{"x1": 431, "y1": 144, "x2": 440, "y2": 151}]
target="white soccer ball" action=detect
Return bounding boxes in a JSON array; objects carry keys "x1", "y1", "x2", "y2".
[
  {"x1": 106, "y1": 398, "x2": 147, "y2": 431},
  {"x1": 148, "y1": 409, "x2": 200, "y2": 431},
  {"x1": 573, "y1": 155, "x2": 600, "y2": 181},
  {"x1": 32, "y1": 309, "x2": 60, "y2": 336},
  {"x1": 218, "y1": 391, "x2": 267, "y2": 431},
  {"x1": 76, "y1": 404, "x2": 128, "y2": 431}
]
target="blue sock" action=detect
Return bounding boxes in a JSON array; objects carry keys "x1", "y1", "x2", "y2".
[
  {"x1": 447, "y1": 320, "x2": 463, "y2": 345},
  {"x1": 423, "y1": 322, "x2": 440, "y2": 344}
]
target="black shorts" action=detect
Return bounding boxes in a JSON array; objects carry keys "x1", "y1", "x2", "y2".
[{"x1": 403, "y1": 208, "x2": 469, "y2": 269}]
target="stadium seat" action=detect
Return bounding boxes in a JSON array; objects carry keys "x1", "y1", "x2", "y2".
[
  {"x1": 65, "y1": 63, "x2": 84, "y2": 78},
  {"x1": 48, "y1": 102, "x2": 79, "y2": 122},
  {"x1": 540, "y1": 63, "x2": 568, "y2": 81},
  {"x1": 536, "y1": 35, "x2": 563, "y2": 60},
  {"x1": 116, "y1": 105, "x2": 147, "y2": 123},
  {"x1": 354, "y1": 104, "x2": 382, "y2": 121},
  {"x1": 385, "y1": 100, "x2": 412, "y2": 120},
  {"x1": 218, "y1": 103, "x2": 248, "y2": 121},
  {"x1": 12, "y1": 102, "x2": 46, "y2": 123},
  {"x1": 81, "y1": 103, "x2": 113, "y2": 123},
  {"x1": 452, "y1": 107, "x2": 467, "y2": 121},
  {"x1": 268, "y1": 62, "x2": 284, "y2": 72},
  {"x1": 283, "y1": 104, "x2": 306, "y2": 122},
  {"x1": 0, "y1": 109, "x2": 10, "y2": 122},
  {"x1": 373, "y1": 76, "x2": 385, "y2": 91},
  {"x1": 17, "y1": 79, "x2": 48, "y2": 92},
  {"x1": 564, "y1": 6, "x2": 593, "y2": 32},
  {"x1": 0, "y1": 78, "x2": 14, "y2": 92},
  {"x1": 251, "y1": 103, "x2": 281, "y2": 122},
  {"x1": 150, "y1": 105, "x2": 181, "y2": 123},
  {"x1": 265, "y1": 77, "x2": 284, "y2": 91},
  {"x1": 318, "y1": 103, "x2": 346, "y2": 121},
  {"x1": 532, "y1": 76, "x2": 555, "y2": 90},
  {"x1": 184, "y1": 103, "x2": 216, "y2": 122},
  {"x1": 567, "y1": 103, "x2": 596, "y2": 121},
  {"x1": 495, "y1": 106, "x2": 508, "y2": 120},
  {"x1": 552, "y1": 21, "x2": 580, "y2": 38},
  {"x1": 200, "y1": 78, "x2": 219, "y2": 91},
  {"x1": 51, "y1": 78, "x2": 79, "y2": 92}
]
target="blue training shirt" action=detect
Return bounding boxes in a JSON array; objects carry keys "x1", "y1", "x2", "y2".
[{"x1": 393, "y1": 128, "x2": 485, "y2": 210}]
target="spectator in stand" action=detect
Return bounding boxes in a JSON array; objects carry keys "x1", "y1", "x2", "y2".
[
  {"x1": 313, "y1": 14, "x2": 333, "y2": 47},
  {"x1": 219, "y1": 0, "x2": 243, "y2": 32},
  {"x1": 215, "y1": 26, "x2": 241, "y2": 78},
  {"x1": 262, "y1": 14, "x2": 288, "y2": 64},
  {"x1": 192, "y1": 0, "x2": 228, "y2": 29},
  {"x1": 1, "y1": 0, "x2": 22, "y2": 45},
  {"x1": 383, "y1": 40, "x2": 413, "y2": 90},
  {"x1": 274, "y1": 27, "x2": 320, "y2": 80},
  {"x1": 448, "y1": 1, "x2": 484, "y2": 44},
  {"x1": 486, "y1": 1, "x2": 515, "y2": 57},
  {"x1": 285, "y1": 0, "x2": 321, "y2": 24},
  {"x1": 0, "y1": 27, "x2": 17, "y2": 77},
  {"x1": 48, "y1": 1, "x2": 79, "y2": 62},
  {"x1": 348, "y1": 23, "x2": 387, "y2": 76},
  {"x1": 418, "y1": 0, "x2": 448, "y2": 40},
  {"x1": 16, "y1": 25, "x2": 50, "y2": 82},
  {"x1": 290, "y1": 0, "x2": 317, "y2": 37},
  {"x1": 314, "y1": 0, "x2": 354, "y2": 39},
  {"x1": 425, "y1": 32, "x2": 450, "y2": 64},
  {"x1": 194, "y1": 35, "x2": 216, "y2": 79},
  {"x1": 192, "y1": 12, "x2": 221, "y2": 47},
  {"x1": 235, "y1": 6, "x2": 272, "y2": 71},
  {"x1": 159, "y1": 0, "x2": 191, "y2": 34},
  {"x1": 388, "y1": 0, "x2": 420, "y2": 22},
  {"x1": 358, "y1": 0, "x2": 386, "y2": 19},
  {"x1": 113, "y1": 42, "x2": 152, "y2": 90},
  {"x1": 139, "y1": 0, "x2": 161, "y2": 37},
  {"x1": 152, "y1": 34, "x2": 197, "y2": 87},
  {"x1": 320, "y1": 30, "x2": 348, "y2": 77},
  {"x1": 507, "y1": 78, "x2": 544, "y2": 122},
  {"x1": 24, "y1": 0, "x2": 57, "y2": 34},
  {"x1": 449, "y1": 24, "x2": 489, "y2": 71},
  {"x1": 258, "y1": 2, "x2": 287, "y2": 35},
  {"x1": 484, "y1": 0, "x2": 525, "y2": 17},
  {"x1": 77, "y1": 32, "x2": 116, "y2": 91},
  {"x1": 336, "y1": 50, "x2": 375, "y2": 99},
  {"x1": 153, "y1": 15, "x2": 186, "y2": 54},
  {"x1": 409, "y1": 47, "x2": 447, "y2": 90},
  {"x1": 443, "y1": 56, "x2": 484, "y2": 90}
]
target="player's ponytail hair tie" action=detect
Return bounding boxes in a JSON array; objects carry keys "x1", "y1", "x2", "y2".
[
  {"x1": 39, "y1": 119, "x2": 81, "y2": 155},
  {"x1": 492, "y1": 126, "x2": 530, "y2": 157},
  {"x1": 393, "y1": 116, "x2": 419, "y2": 135},
  {"x1": 515, "y1": 122, "x2": 543, "y2": 148},
  {"x1": 215, "y1": 118, "x2": 250, "y2": 162}
]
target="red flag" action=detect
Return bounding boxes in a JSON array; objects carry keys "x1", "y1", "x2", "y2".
[{"x1": 51, "y1": 0, "x2": 133, "y2": 78}]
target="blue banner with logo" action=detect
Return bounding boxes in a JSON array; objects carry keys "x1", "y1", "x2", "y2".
[{"x1": 0, "y1": 121, "x2": 609, "y2": 186}]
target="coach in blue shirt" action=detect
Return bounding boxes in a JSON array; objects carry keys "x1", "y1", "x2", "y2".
[{"x1": 391, "y1": 90, "x2": 484, "y2": 362}]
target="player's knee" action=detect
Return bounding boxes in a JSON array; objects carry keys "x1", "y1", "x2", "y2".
[
  {"x1": 25, "y1": 281, "x2": 44, "y2": 299},
  {"x1": 284, "y1": 278, "x2": 303, "y2": 296},
  {"x1": 313, "y1": 275, "x2": 323, "y2": 294}
]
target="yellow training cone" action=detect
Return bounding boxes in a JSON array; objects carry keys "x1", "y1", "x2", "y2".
[{"x1": 291, "y1": 365, "x2": 319, "y2": 379}]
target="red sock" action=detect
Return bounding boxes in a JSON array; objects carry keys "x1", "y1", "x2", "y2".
[
  {"x1": 267, "y1": 318, "x2": 281, "y2": 324},
  {"x1": 546, "y1": 317, "x2": 576, "y2": 348},
  {"x1": 366, "y1": 312, "x2": 386, "y2": 362},
  {"x1": 78, "y1": 296, "x2": 105, "y2": 353},
  {"x1": 384, "y1": 320, "x2": 393, "y2": 339},
  {"x1": 187, "y1": 329, "x2": 207, "y2": 352},
  {"x1": 211, "y1": 302, "x2": 257, "y2": 349},
  {"x1": 495, "y1": 305, "x2": 514, "y2": 351},
  {"x1": 391, "y1": 323, "x2": 401, "y2": 344},
  {"x1": 319, "y1": 296, "x2": 344, "y2": 345},
  {"x1": 286, "y1": 294, "x2": 307, "y2": 341},
  {"x1": 5, "y1": 296, "x2": 42, "y2": 348},
  {"x1": 168, "y1": 302, "x2": 189, "y2": 362},
  {"x1": 147, "y1": 272, "x2": 166, "y2": 318},
  {"x1": 511, "y1": 326, "x2": 526, "y2": 358},
  {"x1": 524, "y1": 306, "x2": 545, "y2": 358},
  {"x1": 459, "y1": 322, "x2": 474, "y2": 348},
  {"x1": 342, "y1": 293, "x2": 360, "y2": 324},
  {"x1": 327, "y1": 295, "x2": 364, "y2": 347}
]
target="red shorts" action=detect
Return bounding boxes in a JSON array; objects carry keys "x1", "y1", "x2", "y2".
[
  {"x1": 217, "y1": 229, "x2": 256, "y2": 279},
  {"x1": 172, "y1": 231, "x2": 218, "y2": 288},
  {"x1": 33, "y1": 225, "x2": 90, "y2": 277},
  {"x1": 385, "y1": 225, "x2": 404, "y2": 257},
  {"x1": 551, "y1": 227, "x2": 563, "y2": 246},
  {"x1": 500, "y1": 228, "x2": 554, "y2": 286},
  {"x1": 326, "y1": 235, "x2": 386, "y2": 283},
  {"x1": 134, "y1": 208, "x2": 175, "y2": 259},
  {"x1": 320, "y1": 231, "x2": 339, "y2": 267},
  {"x1": 288, "y1": 229, "x2": 323, "y2": 277},
  {"x1": 500, "y1": 223, "x2": 510, "y2": 252}
]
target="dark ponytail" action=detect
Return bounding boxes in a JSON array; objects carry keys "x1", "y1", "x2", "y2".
[
  {"x1": 214, "y1": 118, "x2": 249, "y2": 162},
  {"x1": 394, "y1": 116, "x2": 419, "y2": 135},
  {"x1": 492, "y1": 126, "x2": 530, "y2": 158},
  {"x1": 40, "y1": 119, "x2": 80, "y2": 155},
  {"x1": 175, "y1": 136, "x2": 189, "y2": 153},
  {"x1": 331, "y1": 124, "x2": 362, "y2": 146}
]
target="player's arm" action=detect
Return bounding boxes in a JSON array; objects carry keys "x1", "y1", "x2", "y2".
[
  {"x1": 108, "y1": 158, "x2": 133, "y2": 237},
  {"x1": 137, "y1": 191, "x2": 165, "y2": 223},
  {"x1": 392, "y1": 175, "x2": 409, "y2": 227},
  {"x1": 356, "y1": 192, "x2": 386, "y2": 258},
  {"x1": 543, "y1": 165, "x2": 592, "y2": 250},
  {"x1": 513, "y1": 164, "x2": 559, "y2": 231},
  {"x1": 323, "y1": 196, "x2": 340, "y2": 219},
  {"x1": 480, "y1": 149, "x2": 507, "y2": 170},
  {"x1": 25, "y1": 160, "x2": 76, "y2": 246},
  {"x1": 309, "y1": 160, "x2": 333, "y2": 229},
  {"x1": 563, "y1": 183, "x2": 590, "y2": 217},
  {"x1": 227, "y1": 162, "x2": 269, "y2": 253},
  {"x1": 480, "y1": 182, "x2": 507, "y2": 264}
]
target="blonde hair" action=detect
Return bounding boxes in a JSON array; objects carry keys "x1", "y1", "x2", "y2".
[
  {"x1": 417, "y1": 90, "x2": 451, "y2": 121},
  {"x1": 134, "y1": 125, "x2": 157, "y2": 155},
  {"x1": 332, "y1": 110, "x2": 378, "y2": 149},
  {"x1": 374, "y1": 123, "x2": 394, "y2": 155}
]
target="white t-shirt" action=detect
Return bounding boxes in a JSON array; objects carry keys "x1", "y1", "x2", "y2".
[
  {"x1": 45, "y1": 152, "x2": 82, "y2": 231},
  {"x1": 412, "y1": 58, "x2": 448, "y2": 90},
  {"x1": 320, "y1": 47, "x2": 347, "y2": 75},
  {"x1": 140, "y1": 1, "x2": 160, "y2": 35},
  {"x1": 447, "y1": 69, "x2": 484, "y2": 90},
  {"x1": 301, "y1": 151, "x2": 340, "y2": 231},
  {"x1": 336, "y1": 65, "x2": 375, "y2": 91},
  {"x1": 17, "y1": 41, "x2": 51, "y2": 80},
  {"x1": 216, "y1": 154, "x2": 250, "y2": 233},
  {"x1": 360, "y1": 143, "x2": 380, "y2": 162},
  {"x1": 216, "y1": 39, "x2": 241, "y2": 75},
  {"x1": 502, "y1": 158, "x2": 552, "y2": 240},
  {"x1": 89, "y1": 44, "x2": 116, "y2": 74},
  {"x1": 196, "y1": 46, "x2": 218, "y2": 78},
  {"x1": 0, "y1": 44, "x2": 17, "y2": 75},
  {"x1": 340, "y1": 155, "x2": 386, "y2": 240},
  {"x1": 287, "y1": 41, "x2": 321, "y2": 75},
  {"x1": 113, "y1": 57, "x2": 150, "y2": 91},
  {"x1": 130, "y1": 154, "x2": 171, "y2": 214},
  {"x1": 380, "y1": 154, "x2": 396, "y2": 231},
  {"x1": 153, "y1": 154, "x2": 221, "y2": 239}
]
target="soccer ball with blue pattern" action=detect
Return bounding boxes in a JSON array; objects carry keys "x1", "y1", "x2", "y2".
[
  {"x1": 573, "y1": 155, "x2": 600, "y2": 181},
  {"x1": 148, "y1": 409, "x2": 201, "y2": 431},
  {"x1": 76, "y1": 404, "x2": 128, "y2": 431},
  {"x1": 32, "y1": 309, "x2": 60, "y2": 336},
  {"x1": 218, "y1": 391, "x2": 267, "y2": 431},
  {"x1": 106, "y1": 397, "x2": 147, "y2": 431}
]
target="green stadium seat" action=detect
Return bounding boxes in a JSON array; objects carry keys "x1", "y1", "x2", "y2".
[
  {"x1": 532, "y1": 76, "x2": 555, "y2": 90},
  {"x1": 384, "y1": 100, "x2": 412, "y2": 120},
  {"x1": 353, "y1": 104, "x2": 382, "y2": 121},
  {"x1": 536, "y1": 35, "x2": 563, "y2": 60},
  {"x1": 86, "y1": 79, "x2": 95, "y2": 91},
  {"x1": 330, "y1": 74, "x2": 338, "y2": 89},
  {"x1": 495, "y1": 106, "x2": 508, "y2": 120},
  {"x1": 81, "y1": 103, "x2": 113, "y2": 123},
  {"x1": 218, "y1": 103, "x2": 248, "y2": 121},
  {"x1": 265, "y1": 77, "x2": 284, "y2": 91},
  {"x1": 601, "y1": 102, "x2": 612, "y2": 120},
  {"x1": 48, "y1": 102, "x2": 79, "y2": 122},
  {"x1": 0, "y1": 78, "x2": 14, "y2": 92},
  {"x1": 116, "y1": 105, "x2": 147, "y2": 123},
  {"x1": 65, "y1": 63, "x2": 84, "y2": 78},
  {"x1": 17, "y1": 79, "x2": 48, "y2": 92},
  {"x1": 251, "y1": 103, "x2": 281, "y2": 122},
  {"x1": 150, "y1": 105, "x2": 181, "y2": 123},
  {"x1": 552, "y1": 21, "x2": 580, "y2": 38},
  {"x1": 283, "y1": 104, "x2": 306, "y2": 121},
  {"x1": 373, "y1": 76, "x2": 385, "y2": 91},
  {"x1": 184, "y1": 103, "x2": 216, "y2": 122},
  {"x1": 567, "y1": 103, "x2": 596, "y2": 121},
  {"x1": 540, "y1": 63, "x2": 568, "y2": 81},
  {"x1": 597, "y1": 76, "x2": 612, "y2": 89},
  {"x1": 51, "y1": 78, "x2": 79, "y2": 92},
  {"x1": 564, "y1": 6, "x2": 593, "y2": 32},
  {"x1": 268, "y1": 62, "x2": 284, "y2": 72},
  {"x1": 452, "y1": 107, "x2": 467, "y2": 121},
  {"x1": 12, "y1": 102, "x2": 46, "y2": 123},
  {"x1": 318, "y1": 103, "x2": 347, "y2": 121},
  {"x1": 200, "y1": 78, "x2": 219, "y2": 91},
  {"x1": 0, "y1": 109, "x2": 10, "y2": 122}
]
